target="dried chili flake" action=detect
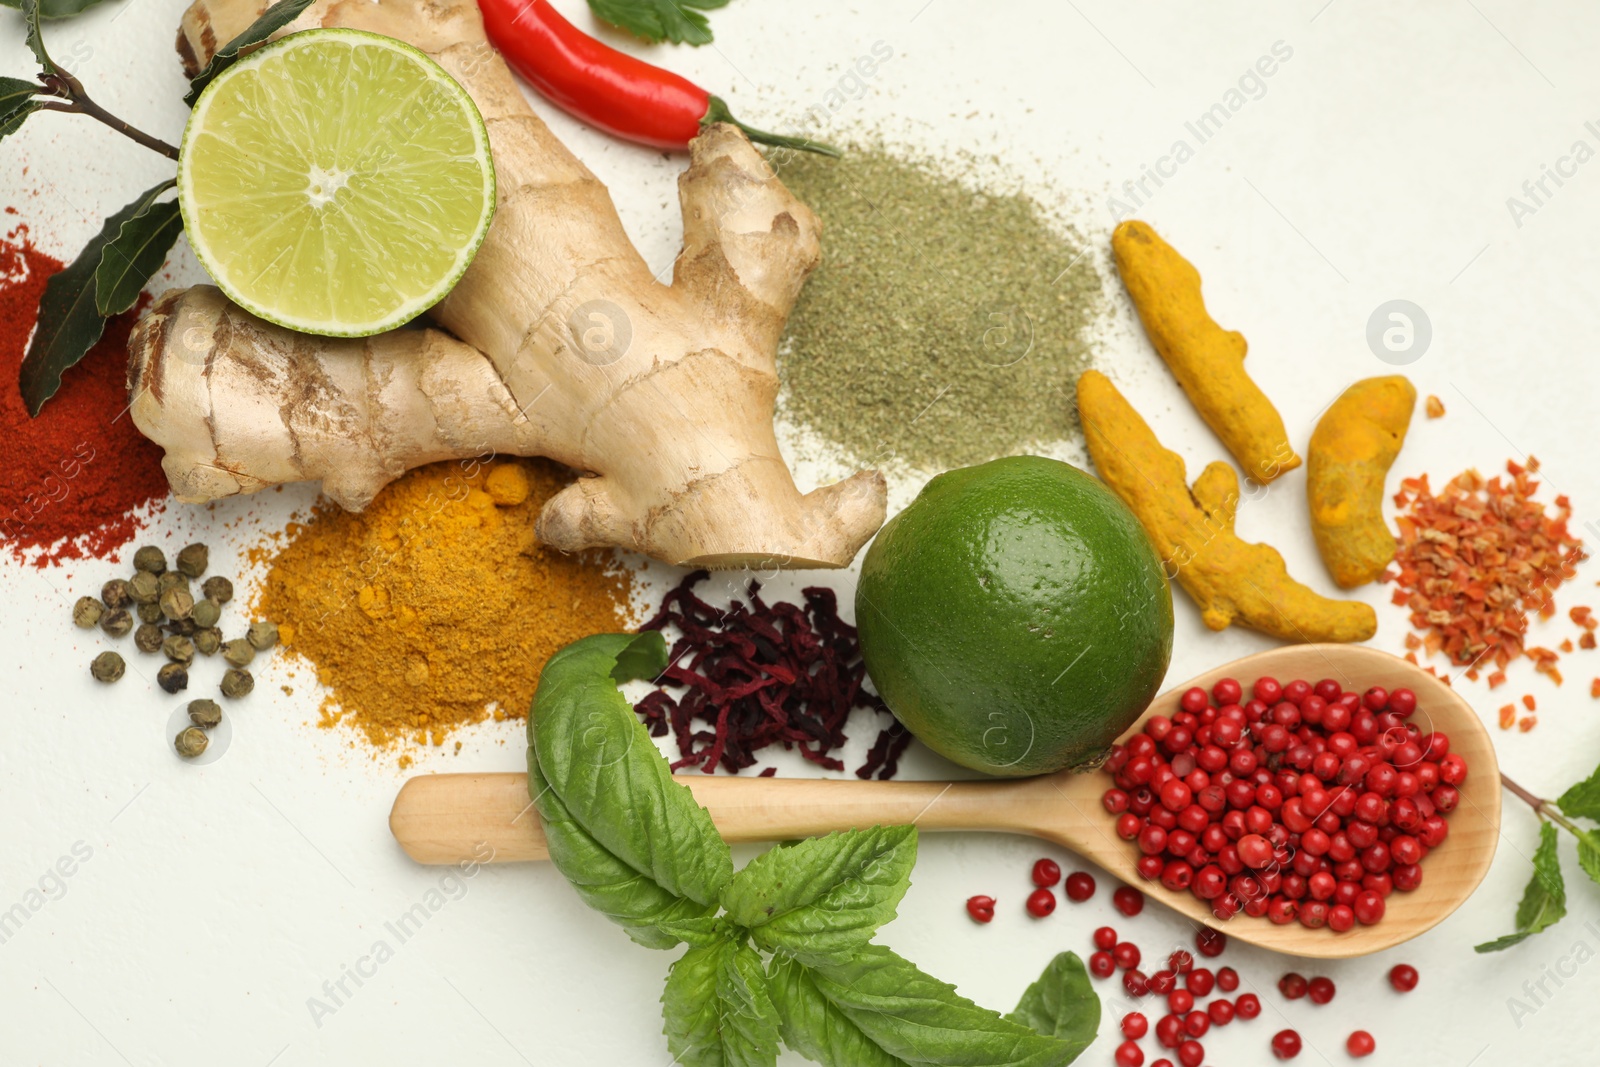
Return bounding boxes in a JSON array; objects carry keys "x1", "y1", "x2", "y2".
[
  {"x1": 1499, "y1": 704, "x2": 1516, "y2": 729},
  {"x1": 1591, "y1": 678, "x2": 1600, "y2": 699},
  {"x1": 1522, "y1": 694, "x2": 1537, "y2": 711},
  {"x1": 1519, "y1": 716, "x2": 1538, "y2": 732},
  {"x1": 1425, "y1": 395, "x2": 1446, "y2": 418},
  {"x1": 1388, "y1": 457, "x2": 1587, "y2": 681},
  {"x1": 1487, "y1": 670, "x2": 1507, "y2": 689},
  {"x1": 636, "y1": 571, "x2": 910, "y2": 779}
]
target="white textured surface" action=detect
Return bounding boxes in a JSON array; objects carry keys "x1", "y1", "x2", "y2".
[{"x1": 3, "y1": 1, "x2": 1600, "y2": 1064}]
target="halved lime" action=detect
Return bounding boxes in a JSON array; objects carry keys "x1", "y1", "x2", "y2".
[{"x1": 178, "y1": 28, "x2": 496, "y2": 337}]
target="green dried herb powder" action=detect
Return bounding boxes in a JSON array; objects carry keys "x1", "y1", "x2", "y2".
[{"x1": 775, "y1": 146, "x2": 1104, "y2": 471}]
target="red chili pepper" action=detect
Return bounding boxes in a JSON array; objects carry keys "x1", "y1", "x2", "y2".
[{"x1": 479, "y1": 0, "x2": 838, "y2": 156}]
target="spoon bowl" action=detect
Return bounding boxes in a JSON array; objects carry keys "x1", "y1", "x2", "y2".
[{"x1": 391, "y1": 643, "x2": 1500, "y2": 958}]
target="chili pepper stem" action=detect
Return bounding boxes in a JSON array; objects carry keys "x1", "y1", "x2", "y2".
[{"x1": 702, "y1": 96, "x2": 840, "y2": 158}]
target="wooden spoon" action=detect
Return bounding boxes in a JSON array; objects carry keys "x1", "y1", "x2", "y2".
[{"x1": 390, "y1": 644, "x2": 1501, "y2": 958}]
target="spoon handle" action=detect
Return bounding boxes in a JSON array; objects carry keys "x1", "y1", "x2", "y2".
[{"x1": 389, "y1": 772, "x2": 1057, "y2": 864}]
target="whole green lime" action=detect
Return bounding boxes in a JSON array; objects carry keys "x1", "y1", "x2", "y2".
[{"x1": 856, "y1": 456, "x2": 1173, "y2": 777}]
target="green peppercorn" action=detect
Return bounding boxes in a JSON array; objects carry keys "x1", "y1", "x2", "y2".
[
  {"x1": 187, "y1": 699, "x2": 222, "y2": 729},
  {"x1": 73, "y1": 596, "x2": 105, "y2": 629},
  {"x1": 165, "y1": 617, "x2": 198, "y2": 637},
  {"x1": 221, "y1": 639, "x2": 256, "y2": 668},
  {"x1": 176, "y1": 542, "x2": 208, "y2": 579},
  {"x1": 128, "y1": 571, "x2": 159, "y2": 605},
  {"x1": 133, "y1": 545, "x2": 167, "y2": 574},
  {"x1": 157, "y1": 662, "x2": 188, "y2": 694},
  {"x1": 246, "y1": 620, "x2": 279, "y2": 652},
  {"x1": 102, "y1": 578, "x2": 132, "y2": 610},
  {"x1": 90, "y1": 651, "x2": 125, "y2": 683},
  {"x1": 220, "y1": 668, "x2": 254, "y2": 699},
  {"x1": 174, "y1": 727, "x2": 208, "y2": 758},
  {"x1": 191, "y1": 598, "x2": 221, "y2": 629},
  {"x1": 156, "y1": 571, "x2": 188, "y2": 596},
  {"x1": 137, "y1": 601, "x2": 163, "y2": 623},
  {"x1": 160, "y1": 586, "x2": 195, "y2": 621},
  {"x1": 201, "y1": 576, "x2": 234, "y2": 604},
  {"x1": 134, "y1": 623, "x2": 164, "y2": 654},
  {"x1": 194, "y1": 627, "x2": 222, "y2": 656},
  {"x1": 162, "y1": 635, "x2": 196, "y2": 664},
  {"x1": 99, "y1": 608, "x2": 133, "y2": 638}
]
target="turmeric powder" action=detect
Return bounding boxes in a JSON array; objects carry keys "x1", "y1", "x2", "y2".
[
  {"x1": 255, "y1": 458, "x2": 637, "y2": 751},
  {"x1": 1112, "y1": 220, "x2": 1300, "y2": 483},
  {"x1": 1077, "y1": 370, "x2": 1375, "y2": 644},
  {"x1": 1307, "y1": 376, "x2": 1416, "y2": 588}
]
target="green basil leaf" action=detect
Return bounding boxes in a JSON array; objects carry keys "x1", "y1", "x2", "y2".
[
  {"x1": 18, "y1": 180, "x2": 179, "y2": 414},
  {"x1": 798, "y1": 945, "x2": 1085, "y2": 1066},
  {"x1": 586, "y1": 0, "x2": 730, "y2": 46},
  {"x1": 93, "y1": 180, "x2": 180, "y2": 316},
  {"x1": 530, "y1": 748, "x2": 715, "y2": 950},
  {"x1": 1005, "y1": 952, "x2": 1099, "y2": 1056},
  {"x1": 1557, "y1": 762, "x2": 1600, "y2": 822},
  {"x1": 1476, "y1": 821, "x2": 1567, "y2": 953},
  {"x1": 662, "y1": 940, "x2": 781, "y2": 1067},
  {"x1": 531, "y1": 631, "x2": 733, "y2": 907},
  {"x1": 21, "y1": 0, "x2": 54, "y2": 73},
  {"x1": 722, "y1": 826, "x2": 916, "y2": 966},
  {"x1": 0, "y1": 76, "x2": 42, "y2": 143},
  {"x1": 767, "y1": 955, "x2": 908, "y2": 1067},
  {"x1": 183, "y1": 0, "x2": 316, "y2": 107},
  {"x1": 2, "y1": 0, "x2": 115, "y2": 18}
]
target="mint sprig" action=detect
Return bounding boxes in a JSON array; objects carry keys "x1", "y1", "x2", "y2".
[
  {"x1": 529, "y1": 633, "x2": 1099, "y2": 1065},
  {"x1": 1478, "y1": 768, "x2": 1600, "y2": 952}
]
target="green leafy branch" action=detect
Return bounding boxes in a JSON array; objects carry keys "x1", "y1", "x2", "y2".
[
  {"x1": 1476, "y1": 768, "x2": 1600, "y2": 953},
  {"x1": 529, "y1": 632, "x2": 1101, "y2": 1066},
  {"x1": 3, "y1": 0, "x2": 310, "y2": 414},
  {"x1": 587, "y1": 0, "x2": 730, "y2": 47}
]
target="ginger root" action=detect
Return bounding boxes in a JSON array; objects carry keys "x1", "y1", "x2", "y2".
[
  {"x1": 1307, "y1": 375, "x2": 1416, "y2": 588},
  {"x1": 1112, "y1": 220, "x2": 1300, "y2": 484},
  {"x1": 131, "y1": 0, "x2": 886, "y2": 569},
  {"x1": 1077, "y1": 370, "x2": 1375, "y2": 644}
]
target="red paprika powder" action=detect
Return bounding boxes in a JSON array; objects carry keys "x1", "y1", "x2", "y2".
[{"x1": 0, "y1": 216, "x2": 169, "y2": 566}]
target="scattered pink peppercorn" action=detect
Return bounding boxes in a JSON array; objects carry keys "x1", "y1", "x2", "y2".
[
  {"x1": 1389, "y1": 963, "x2": 1419, "y2": 991},
  {"x1": 1307, "y1": 975, "x2": 1335, "y2": 1004},
  {"x1": 1271, "y1": 1028, "x2": 1302, "y2": 1059},
  {"x1": 1031, "y1": 857, "x2": 1061, "y2": 888},
  {"x1": 1114, "y1": 885, "x2": 1146, "y2": 916},
  {"x1": 1025, "y1": 887, "x2": 1055, "y2": 918},
  {"x1": 964, "y1": 895, "x2": 994, "y2": 923},
  {"x1": 1278, "y1": 972, "x2": 1308, "y2": 1000},
  {"x1": 1122, "y1": 1012, "x2": 1149, "y2": 1040},
  {"x1": 1064, "y1": 871, "x2": 1095, "y2": 901},
  {"x1": 1347, "y1": 1030, "x2": 1376, "y2": 1057}
]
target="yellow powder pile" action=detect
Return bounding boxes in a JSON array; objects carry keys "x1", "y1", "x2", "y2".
[{"x1": 255, "y1": 458, "x2": 637, "y2": 752}]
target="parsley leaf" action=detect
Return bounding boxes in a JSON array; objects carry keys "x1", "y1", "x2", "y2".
[{"x1": 587, "y1": 0, "x2": 731, "y2": 47}]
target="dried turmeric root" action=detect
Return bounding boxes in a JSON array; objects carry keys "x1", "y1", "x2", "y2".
[
  {"x1": 1307, "y1": 376, "x2": 1416, "y2": 588},
  {"x1": 1112, "y1": 220, "x2": 1300, "y2": 483},
  {"x1": 1077, "y1": 370, "x2": 1375, "y2": 644}
]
